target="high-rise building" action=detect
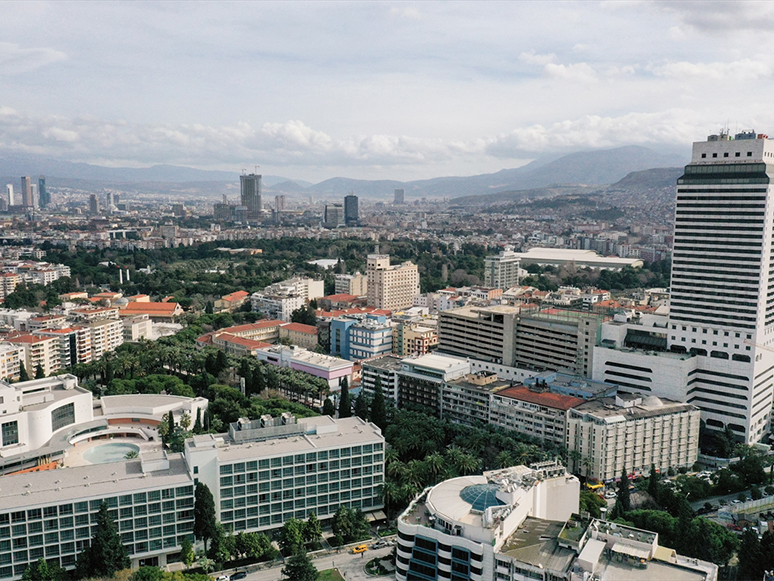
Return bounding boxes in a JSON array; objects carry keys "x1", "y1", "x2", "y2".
[
  {"x1": 106, "y1": 191, "x2": 115, "y2": 208},
  {"x1": 5, "y1": 184, "x2": 13, "y2": 207},
  {"x1": 484, "y1": 247, "x2": 521, "y2": 289},
  {"x1": 274, "y1": 194, "x2": 286, "y2": 212},
  {"x1": 88, "y1": 193, "x2": 100, "y2": 215},
  {"x1": 366, "y1": 254, "x2": 420, "y2": 310},
  {"x1": 344, "y1": 192, "x2": 359, "y2": 225},
  {"x1": 29, "y1": 184, "x2": 36, "y2": 208},
  {"x1": 20, "y1": 176, "x2": 32, "y2": 207},
  {"x1": 393, "y1": 188, "x2": 405, "y2": 204},
  {"x1": 240, "y1": 173, "x2": 262, "y2": 218},
  {"x1": 38, "y1": 176, "x2": 49, "y2": 208},
  {"x1": 323, "y1": 203, "x2": 344, "y2": 227}
]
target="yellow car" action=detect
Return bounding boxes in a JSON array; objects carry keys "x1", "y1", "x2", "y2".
[{"x1": 351, "y1": 544, "x2": 369, "y2": 554}]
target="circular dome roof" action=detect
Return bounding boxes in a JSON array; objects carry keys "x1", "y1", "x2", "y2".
[
  {"x1": 459, "y1": 483, "x2": 505, "y2": 512},
  {"x1": 115, "y1": 298, "x2": 129, "y2": 306}
]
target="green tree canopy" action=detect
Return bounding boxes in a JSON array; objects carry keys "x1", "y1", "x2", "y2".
[
  {"x1": 194, "y1": 483, "x2": 218, "y2": 550},
  {"x1": 75, "y1": 502, "x2": 130, "y2": 578},
  {"x1": 281, "y1": 552, "x2": 318, "y2": 581}
]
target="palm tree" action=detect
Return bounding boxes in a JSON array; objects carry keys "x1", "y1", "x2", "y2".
[
  {"x1": 496, "y1": 451, "x2": 513, "y2": 469},
  {"x1": 425, "y1": 452, "x2": 445, "y2": 479}
]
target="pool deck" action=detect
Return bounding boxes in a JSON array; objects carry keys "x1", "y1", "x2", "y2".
[{"x1": 65, "y1": 438, "x2": 163, "y2": 467}]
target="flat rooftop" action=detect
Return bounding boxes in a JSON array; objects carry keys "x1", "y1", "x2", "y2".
[
  {"x1": 571, "y1": 396, "x2": 697, "y2": 422},
  {"x1": 599, "y1": 557, "x2": 709, "y2": 581},
  {"x1": 362, "y1": 355, "x2": 404, "y2": 372},
  {"x1": 500, "y1": 517, "x2": 577, "y2": 573}
]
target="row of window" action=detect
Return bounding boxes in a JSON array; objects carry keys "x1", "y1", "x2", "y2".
[{"x1": 218, "y1": 445, "x2": 382, "y2": 475}]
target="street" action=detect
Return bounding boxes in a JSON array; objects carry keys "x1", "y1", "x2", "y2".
[{"x1": 239, "y1": 546, "x2": 395, "y2": 581}]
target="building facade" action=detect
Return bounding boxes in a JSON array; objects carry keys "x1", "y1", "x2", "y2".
[
  {"x1": 484, "y1": 248, "x2": 521, "y2": 289},
  {"x1": 334, "y1": 272, "x2": 367, "y2": 296},
  {"x1": 366, "y1": 254, "x2": 420, "y2": 311},
  {"x1": 437, "y1": 305, "x2": 519, "y2": 366},
  {"x1": 239, "y1": 173, "x2": 262, "y2": 218},
  {"x1": 344, "y1": 194, "x2": 359, "y2": 226}
]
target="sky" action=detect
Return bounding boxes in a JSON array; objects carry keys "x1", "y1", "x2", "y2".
[{"x1": 2, "y1": 1, "x2": 774, "y2": 182}]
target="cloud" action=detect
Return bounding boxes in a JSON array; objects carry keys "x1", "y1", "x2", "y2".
[
  {"x1": 544, "y1": 62, "x2": 597, "y2": 83},
  {"x1": 389, "y1": 6, "x2": 421, "y2": 20},
  {"x1": 0, "y1": 42, "x2": 66, "y2": 75},
  {"x1": 649, "y1": 58, "x2": 772, "y2": 81},
  {"x1": 656, "y1": 1, "x2": 774, "y2": 33},
  {"x1": 519, "y1": 50, "x2": 556, "y2": 66}
]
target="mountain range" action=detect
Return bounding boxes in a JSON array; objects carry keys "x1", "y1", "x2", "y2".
[{"x1": 0, "y1": 145, "x2": 687, "y2": 201}]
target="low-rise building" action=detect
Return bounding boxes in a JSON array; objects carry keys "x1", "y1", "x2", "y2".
[
  {"x1": 278, "y1": 322, "x2": 318, "y2": 349},
  {"x1": 214, "y1": 290, "x2": 250, "y2": 312},
  {"x1": 254, "y1": 345, "x2": 353, "y2": 390},
  {"x1": 567, "y1": 394, "x2": 701, "y2": 481},
  {"x1": 334, "y1": 272, "x2": 367, "y2": 296},
  {"x1": 118, "y1": 301, "x2": 184, "y2": 321},
  {"x1": 123, "y1": 314, "x2": 153, "y2": 342}
]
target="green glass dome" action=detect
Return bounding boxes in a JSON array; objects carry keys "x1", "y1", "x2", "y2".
[{"x1": 460, "y1": 484, "x2": 505, "y2": 512}]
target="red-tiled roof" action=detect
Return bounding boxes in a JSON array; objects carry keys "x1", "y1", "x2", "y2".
[
  {"x1": 281, "y1": 323, "x2": 318, "y2": 334},
  {"x1": 322, "y1": 293, "x2": 359, "y2": 302},
  {"x1": 7, "y1": 334, "x2": 54, "y2": 345},
  {"x1": 495, "y1": 386, "x2": 584, "y2": 411},
  {"x1": 215, "y1": 333, "x2": 272, "y2": 350},
  {"x1": 122, "y1": 302, "x2": 180, "y2": 312},
  {"x1": 223, "y1": 320, "x2": 284, "y2": 334},
  {"x1": 220, "y1": 290, "x2": 249, "y2": 302}
]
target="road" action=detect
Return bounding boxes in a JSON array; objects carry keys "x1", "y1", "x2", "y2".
[{"x1": 239, "y1": 545, "x2": 395, "y2": 581}]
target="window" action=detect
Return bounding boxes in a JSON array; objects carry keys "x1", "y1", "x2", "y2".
[
  {"x1": 51, "y1": 403, "x2": 75, "y2": 432},
  {"x1": 1, "y1": 422, "x2": 17, "y2": 447}
]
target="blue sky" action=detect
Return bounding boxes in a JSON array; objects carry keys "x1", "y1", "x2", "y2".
[{"x1": 2, "y1": 1, "x2": 774, "y2": 181}]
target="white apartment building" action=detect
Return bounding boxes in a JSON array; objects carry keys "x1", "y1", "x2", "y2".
[
  {"x1": 366, "y1": 254, "x2": 420, "y2": 311},
  {"x1": 0, "y1": 344, "x2": 22, "y2": 381},
  {"x1": 6, "y1": 334, "x2": 60, "y2": 376},
  {"x1": 483, "y1": 247, "x2": 521, "y2": 289},
  {"x1": 123, "y1": 314, "x2": 153, "y2": 342},
  {"x1": 567, "y1": 394, "x2": 700, "y2": 481},
  {"x1": 251, "y1": 293, "x2": 304, "y2": 322},
  {"x1": 334, "y1": 272, "x2": 367, "y2": 296},
  {"x1": 82, "y1": 318, "x2": 124, "y2": 359}
]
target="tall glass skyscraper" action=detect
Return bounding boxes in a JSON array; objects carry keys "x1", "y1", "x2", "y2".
[{"x1": 38, "y1": 176, "x2": 49, "y2": 208}]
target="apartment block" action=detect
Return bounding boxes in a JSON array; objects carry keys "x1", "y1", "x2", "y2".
[
  {"x1": 483, "y1": 247, "x2": 521, "y2": 289},
  {"x1": 366, "y1": 254, "x2": 420, "y2": 311},
  {"x1": 360, "y1": 355, "x2": 403, "y2": 403},
  {"x1": 437, "y1": 305, "x2": 519, "y2": 366},
  {"x1": 0, "y1": 273, "x2": 20, "y2": 301},
  {"x1": 6, "y1": 334, "x2": 60, "y2": 376},
  {"x1": 334, "y1": 272, "x2": 367, "y2": 296},
  {"x1": 123, "y1": 314, "x2": 153, "y2": 342},
  {"x1": 0, "y1": 344, "x2": 22, "y2": 381},
  {"x1": 567, "y1": 394, "x2": 700, "y2": 481},
  {"x1": 397, "y1": 354, "x2": 469, "y2": 415},
  {"x1": 392, "y1": 322, "x2": 438, "y2": 357}
]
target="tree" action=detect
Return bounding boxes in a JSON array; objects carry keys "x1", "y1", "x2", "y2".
[
  {"x1": 194, "y1": 483, "x2": 218, "y2": 550},
  {"x1": 281, "y1": 552, "x2": 318, "y2": 581},
  {"x1": 354, "y1": 389, "x2": 368, "y2": 420},
  {"x1": 579, "y1": 490, "x2": 607, "y2": 519},
  {"x1": 291, "y1": 304, "x2": 317, "y2": 326},
  {"x1": 303, "y1": 512, "x2": 323, "y2": 545},
  {"x1": 22, "y1": 558, "x2": 65, "y2": 581},
  {"x1": 205, "y1": 301, "x2": 214, "y2": 314},
  {"x1": 279, "y1": 518, "x2": 304, "y2": 555},
  {"x1": 130, "y1": 567, "x2": 164, "y2": 581},
  {"x1": 34, "y1": 364, "x2": 45, "y2": 379},
  {"x1": 75, "y1": 502, "x2": 130, "y2": 578},
  {"x1": 648, "y1": 464, "x2": 659, "y2": 497},
  {"x1": 369, "y1": 377, "x2": 388, "y2": 430},
  {"x1": 193, "y1": 408, "x2": 203, "y2": 434},
  {"x1": 739, "y1": 528, "x2": 765, "y2": 581},
  {"x1": 338, "y1": 377, "x2": 351, "y2": 418},
  {"x1": 180, "y1": 536, "x2": 195, "y2": 568},
  {"x1": 323, "y1": 398, "x2": 335, "y2": 416},
  {"x1": 615, "y1": 469, "x2": 631, "y2": 515},
  {"x1": 18, "y1": 361, "x2": 29, "y2": 382}
]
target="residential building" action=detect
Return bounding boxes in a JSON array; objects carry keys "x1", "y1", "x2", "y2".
[
  {"x1": 80, "y1": 318, "x2": 124, "y2": 360},
  {"x1": 396, "y1": 462, "x2": 579, "y2": 581},
  {"x1": 6, "y1": 184, "x2": 13, "y2": 206},
  {"x1": 397, "y1": 353, "x2": 469, "y2": 415},
  {"x1": 437, "y1": 305, "x2": 519, "y2": 366},
  {"x1": 240, "y1": 173, "x2": 262, "y2": 218},
  {"x1": 278, "y1": 322, "x2": 318, "y2": 349},
  {"x1": 344, "y1": 193, "x2": 359, "y2": 226},
  {"x1": 0, "y1": 273, "x2": 20, "y2": 301},
  {"x1": 0, "y1": 344, "x2": 22, "y2": 381},
  {"x1": 318, "y1": 294, "x2": 363, "y2": 312},
  {"x1": 523, "y1": 370, "x2": 618, "y2": 400},
  {"x1": 441, "y1": 371, "x2": 506, "y2": 426},
  {"x1": 274, "y1": 194, "x2": 286, "y2": 212},
  {"x1": 251, "y1": 292, "x2": 304, "y2": 322},
  {"x1": 392, "y1": 322, "x2": 438, "y2": 357},
  {"x1": 484, "y1": 247, "x2": 521, "y2": 289},
  {"x1": 393, "y1": 188, "x2": 404, "y2": 204},
  {"x1": 489, "y1": 384, "x2": 583, "y2": 447},
  {"x1": 360, "y1": 355, "x2": 402, "y2": 403},
  {"x1": 6, "y1": 334, "x2": 60, "y2": 376},
  {"x1": 212, "y1": 333, "x2": 272, "y2": 357},
  {"x1": 567, "y1": 394, "x2": 700, "y2": 481},
  {"x1": 214, "y1": 290, "x2": 250, "y2": 312},
  {"x1": 334, "y1": 272, "x2": 367, "y2": 296},
  {"x1": 366, "y1": 254, "x2": 420, "y2": 311},
  {"x1": 20, "y1": 176, "x2": 32, "y2": 207},
  {"x1": 123, "y1": 314, "x2": 153, "y2": 342},
  {"x1": 330, "y1": 314, "x2": 393, "y2": 361},
  {"x1": 36, "y1": 327, "x2": 92, "y2": 368}
]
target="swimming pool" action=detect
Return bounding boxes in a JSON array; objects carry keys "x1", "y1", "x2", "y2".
[{"x1": 82, "y1": 442, "x2": 140, "y2": 464}]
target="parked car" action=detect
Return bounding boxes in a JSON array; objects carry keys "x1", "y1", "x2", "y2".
[
  {"x1": 604, "y1": 491, "x2": 617, "y2": 499},
  {"x1": 351, "y1": 544, "x2": 369, "y2": 554},
  {"x1": 230, "y1": 572, "x2": 247, "y2": 581}
]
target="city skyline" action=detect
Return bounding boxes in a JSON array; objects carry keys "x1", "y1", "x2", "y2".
[{"x1": 3, "y1": 2, "x2": 774, "y2": 181}]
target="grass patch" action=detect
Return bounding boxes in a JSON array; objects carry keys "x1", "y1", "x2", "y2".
[{"x1": 318, "y1": 569, "x2": 345, "y2": 581}]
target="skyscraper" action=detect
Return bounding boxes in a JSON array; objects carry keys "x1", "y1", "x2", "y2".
[
  {"x1": 38, "y1": 176, "x2": 49, "y2": 208},
  {"x1": 323, "y1": 203, "x2": 344, "y2": 227},
  {"x1": 5, "y1": 184, "x2": 13, "y2": 207},
  {"x1": 394, "y1": 188, "x2": 405, "y2": 204},
  {"x1": 367, "y1": 254, "x2": 420, "y2": 310},
  {"x1": 240, "y1": 173, "x2": 262, "y2": 218},
  {"x1": 20, "y1": 176, "x2": 32, "y2": 207},
  {"x1": 344, "y1": 192, "x2": 359, "y2": 226},
  {"x1": 88, "y1": 194, "x2": 100, "y2": 215},
  {"x1": 275, "y1": 195, "x2": 286, "y2": 212},
  {"x1": 665, "y1": 130, "x2": 774, "y2": 443}
]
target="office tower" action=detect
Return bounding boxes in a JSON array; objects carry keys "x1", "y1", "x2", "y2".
[
  {"x1": 29, "y1": 184, "x2": 36, "y2": 208},
  {"x1": 274, "y1": 194, "x2": 286, "y2": 212},
  {"x1": 38, "y1": 176, "x2": 49, "y2": 208},
  {"x1": 366, "y1": 254, "x2": 420, "y2": 310},
  {"x1": 6, "y1": 184, "x2": 13, "y2": 206},
  {"x1": 393, "y1": 188, "x2": 405, "y2": 204},
  {"x1": 664, "y1": 130, "x2": 774, "y2": 443},
  {"x1": 324, "y1": 203, "x2": 344, "y2": 227},
  {"x1": 0, "y1": 197, "x2": 6, "y2": 212},
  {"x1": 484, "y1": 246, "x2": 521, "y2": 289},
  {"x1": 240, "y1": 173, "x2": 262, "y2": 218},
  {"x1": 88, "y1": 193, "x2": 100, "y2": 215},
  {"x1": 20, "y1": 176, "x2": 32, "y2": 207},
  {"x1": 107, "y1": 191, "x2": 115, "y2": 208},
  {"x1": 344, "y1": 192, "x2": 359, "y2": 225}
]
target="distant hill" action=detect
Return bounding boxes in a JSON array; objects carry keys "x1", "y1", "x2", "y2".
[
  {"x1": 450, "y1": 185, "x2": 597, "y2": 207},
  {"x1": 608, "y1": 167, "x2": 684, "y2": 191}
]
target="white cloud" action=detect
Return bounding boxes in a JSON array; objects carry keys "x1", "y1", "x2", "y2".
[
  {"x1": 649, "y1": 58, "x2": 772, "y2": 81},
  {"x1": 0, "y1": 42, "x2": 65, "y2": 75},
  {"x1": 519, "y1": 50, "x2": 556, "y2": 66},
  {"x1": 544, "y1": 62, "x2": 597, "y2": 83},
  {"x1": 389, "y1": 6, "x2": 421, "y2": 20}
]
